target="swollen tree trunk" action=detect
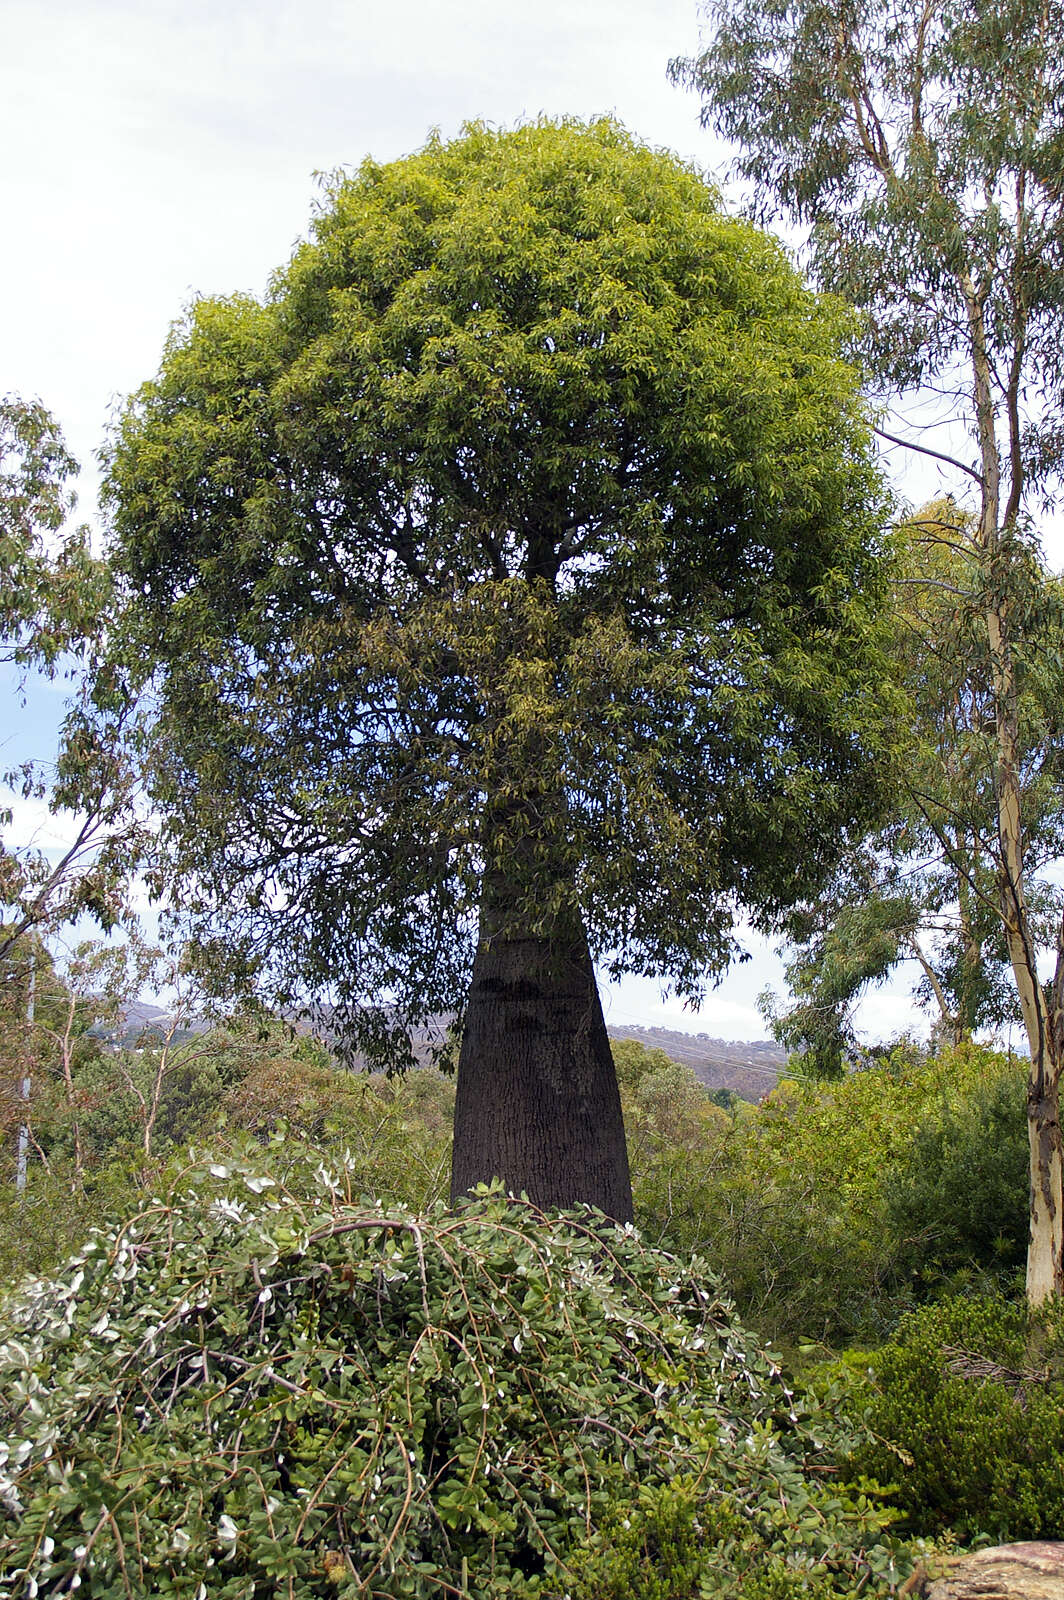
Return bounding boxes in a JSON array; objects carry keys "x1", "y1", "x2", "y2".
[{"x1": 451, "y1": 879, "x2": 633, "y2": 1222}]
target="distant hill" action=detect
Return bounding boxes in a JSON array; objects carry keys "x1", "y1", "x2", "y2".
[
  {"x1": 321, "y1": 1013, "x2": 786, "y2": 1099},
  {"x1": 335, "y1": 1015, "x2": 786, "y2": 1102},
  {"x1": 101, "y1": 1000, "x2": 209, "y2": 1048},
  {"x1": 606, "y1": 1024, "x2": 785, "y2": 1102},
  {"x1": 110, "y1": 1001, "x2": 785, "y2": 1099}
]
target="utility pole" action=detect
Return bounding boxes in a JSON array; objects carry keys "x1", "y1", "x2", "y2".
[{"x1": 15, "y1": 946, "x2": 35, "y2": 1198}]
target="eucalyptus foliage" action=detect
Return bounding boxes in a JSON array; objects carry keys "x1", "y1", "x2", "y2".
[
  {"x1": 0, "y1": 1158, "x2": 913, "y2": 1598},
  {"x1": 764, "y1": 504, "x2": 1064, "y2": 1072},
  {"x1": 1, "y1": 398, "x2": 150, "y2": 987},
  {"x1": 0, "y1": 401, "x2": 143, "y2": 966},
  {"x1": 673, "y1": 0, "x2": 1064, "y2": 432},
  {"x1": 0, "y1": 397, "x2": 102, "y2": 676},
  {"x1": 673, "y1": 0, "x2": 1064, "y2": 1302}
]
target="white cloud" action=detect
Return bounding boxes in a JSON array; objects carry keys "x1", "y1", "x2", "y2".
[
  {"x1": 0, "y1": 790, "x2": 80, "y2": 858},
  {"x1": 600, "y1": 924, "x2": 788, "y2": 1042},
  {"x1": 851, "y1": 987, "x2": 928, "y2": 1046},
  {"x1": 1, "y1": 0, "x2": 714, "y2": 504}
]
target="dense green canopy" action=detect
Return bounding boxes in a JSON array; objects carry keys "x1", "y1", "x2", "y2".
[{"x1": 104, "y1": 118, "x2": 893, "y2": 1056}]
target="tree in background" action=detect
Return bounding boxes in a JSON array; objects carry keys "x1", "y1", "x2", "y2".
[
  {"x1": 0, "y1": 396, "x2": 98, "y2": 677},
  {"x1": 0, "y1": 935, "x2": 101, "y2": 1218},
  {"x1": 674, "y1": 0, "x2": 1064, "y2": 1299},
  {"x1": 763, "y1": 502, "x2": 1064, "y2": 1074},
  {"x1": 102, "y1": 118, "x2": 894, "y2": 1219},
  {"x1": 0, "y1": 397, "x2": 145, "y2": 963}
]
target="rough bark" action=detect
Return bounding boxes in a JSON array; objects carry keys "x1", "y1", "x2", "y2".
[{"x1": 451, "y1": 877, "x2": 633, "y2": 1222}]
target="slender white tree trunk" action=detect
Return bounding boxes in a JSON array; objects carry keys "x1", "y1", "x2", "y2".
[{"x1": 966, "y1": 277, "x2": 1064, "y2": 1303}]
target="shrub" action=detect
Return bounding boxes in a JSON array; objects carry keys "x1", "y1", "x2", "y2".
[
  {"x1": 0, "y1": 1168, "x2": 103, "y2": 1283},
  {"x1": 0, "y1": 1024, "x2": 456, "y2": 1284},
  {"x1": 650, "y1": 1041, "x2": 1025, "y2": 1347},
  {"x1": 835, "y1": 1294, "x2": 1064, "y2": 1540},
  {"x1": 884, "y1": 1071, "x2": 1027, "y2": 1288},
  {"x1": 614, "y1": 1040, "x2": 733, "y2": 1256},
  {"x1": 0, "y1": 1150, "x2": 914, "y2": 1599},
  {"x1": 221, "y1": 1051, "x2": 454, "y2": 1210},
  {"x1": 561, "y1": 1476, "x2": 900, "y2": 1600}
]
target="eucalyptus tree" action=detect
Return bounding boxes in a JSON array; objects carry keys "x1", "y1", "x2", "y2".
[
  {"x1": 0, "y1": 398, "x2": 143, "y2": 964},
  {"x1": 102, "y1": 119, "x2": 894, "y2": 1219},
  {"x1": 764, "y1": 503, "x2": 1064, "y2": 1075},
  {"x1": 0, "y1": 396, "x2": 103, "y2": 676},
  {"x1": 674, "y1": 0, "x2": 1064, "y2": 1300}
]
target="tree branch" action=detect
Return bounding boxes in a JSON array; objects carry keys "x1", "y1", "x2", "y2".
[{"x1": 872, "y1": 424, "x2": 985, "y2": 484}]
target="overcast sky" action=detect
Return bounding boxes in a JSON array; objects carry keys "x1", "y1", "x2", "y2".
[
  {"x1": 4, "y1": 0, "x2": 716, "y2": 489},
  {"x1": 2, "y1": 0, "x2": 968, "y2": 1042}
]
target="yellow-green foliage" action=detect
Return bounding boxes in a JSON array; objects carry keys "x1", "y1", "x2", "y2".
[
  {"x1": 625, "y1": 1041, "x2": 1024, "y2": 1346},
  {"x1": 615, "y1": 1040, "x2": 728, "y2": 1167},
  {"x1": 104, "y1": 115, "x2": 895, "y2": 1053}
]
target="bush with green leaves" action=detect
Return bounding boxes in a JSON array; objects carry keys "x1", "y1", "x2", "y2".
[
  {"x1": 613, "y1": 1040, "x2": 732, "y2": 1253},
  {"x1": 562, "y1": 1475, "x2": 903, "y2": 1600},
  {"x1": 219, "y1": 1044, "x2": 454, "y2": 1210},
  {"x1": 641, "y1": 1041, "x2": 1025, "y2": 1347},
  {"x1": 883, "y1": 1071, "x2": 1027, "y2": 1290},
  {"x1": 1, "y1": 1018, "x2": 455, "y2": 1284},
  {"x1": 0, "y1": 1149, "x2": 917, "y2": 1599},
  {"x1": 833, "y1": 1294, "x2": 1064, "y2": 1541}
]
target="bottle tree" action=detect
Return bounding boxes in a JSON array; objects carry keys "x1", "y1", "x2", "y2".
[
  {"x1": 102, "y1": 119, "x2": 893, "y2": 1219},
  {"x1": 673, "y1": 0, "x2": 1064, "y2": 1297}
]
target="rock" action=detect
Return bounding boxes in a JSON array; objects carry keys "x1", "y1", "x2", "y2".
[{"x1": 926, "y1": 1543, "x2": 1064, "y2": 1599}]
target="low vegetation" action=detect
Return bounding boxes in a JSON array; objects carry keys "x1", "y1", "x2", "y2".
[
  {"x1": 828, "y1": 1296, "x2": 1064, "y2": 1543},
  {"x1": 0, "y1": 1156, "x2": 917, "y2": 1599},
  {"x1": 7, "y1": 1019, "x2": 1027, "y2": 1337},
  {"x1": 0, "y1": 1000, "x2": 1054, "y2": 1593},
  {"x1": 618, "y1": 1037, "x2": 1026, "y2": 1349}
]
